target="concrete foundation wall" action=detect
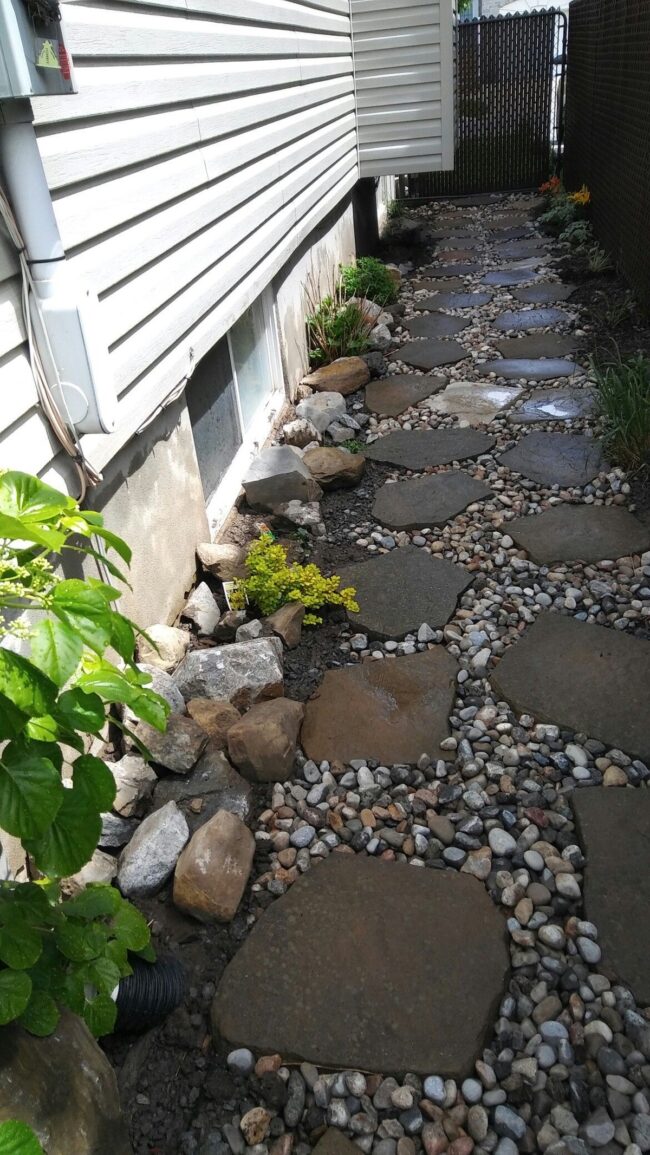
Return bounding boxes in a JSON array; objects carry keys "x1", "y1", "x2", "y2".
[
  {"x1": 88, "y1": 398, "x2": 208, "y2": 629},
  {"x1": 273, "y1": 198, "x2": 356, "y2": 399}
]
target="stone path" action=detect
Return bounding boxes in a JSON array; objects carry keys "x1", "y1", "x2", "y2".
[{"x1": 207, "y1": 194, "x2": 650, "y2": 1155}]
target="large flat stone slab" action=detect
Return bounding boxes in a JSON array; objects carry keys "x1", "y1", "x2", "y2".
[
  {"x1": 301, "y1": 648, "x2": 458, "y2": 763},
  {"x1": 478, "y1": 359, "x2": 580, "y2": 381},
  {"x1": 213, "y1": 854, "x2": 509, "y2": 1076},
  {"x1": 403, "y1": 313, "x2": 470, "y2": 339},
  {"x1": 398, "y1": 339, "x2": 467, "y2": 370},
  {"x1": 420, "y1": 292, "x2": 493, "y2": 309},
  {"x1": 429, "y1": 381, "x2": 523, "y2": 424},
  {"x1": 494, "y1": 308, "x2": 571, "y2": 332},
  {"x1": 365, "y1": 374, "x2": 446, "y2": 417},
  {"x1": 413, "y1": 277, "x2": 467, "y2": 293},
  {"x1": 492, "y1": 613, "x2": 650, "y2": 762},
  {"x1": 420, "y1": 264, "x2": 482, "y2": 277},
  {"x1": 337, "y1": 545, "x2": 472, "y2": 639},
  {"x1": 481, "y1": 270, "x2": 541, "y2": 287},
  {"x1": 495, "y1": 334, "x2": 579, "y2": 359},
  {"x1": 499, "y1": 432, "x2": 606, "y2": 486},
  {"x1": 508, "y1": 505, "x2": 650, "y2": 564},
  {"x1": 572, "y1": 789, "x2": 650, "y2": 1003},
  {"x1": 437, "y1": 248, "x2": 479, "y2": 262},
  {"x1": 513, "y1": 283, "x2": 576, "y2": 304},
  {"x1": 493, "y1": 240, "x2": 549, "y2": 259},
  {"x1": 508, "y1": 387, "x2": 596, "y2": 423},
  {"x1": 364, "y1": 428, "x2": 495, "y2": 468},
  {"x1": 373, "y1": 471, "x2": 492, "y2": 530}
]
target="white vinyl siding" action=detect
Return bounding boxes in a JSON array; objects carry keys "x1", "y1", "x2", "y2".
[
  {"x1": 0, "y1": 0, "x2": 357, "y2": 486},
  {"x1": 351, "y1": 0, "x2": 455, "y2": 177}
]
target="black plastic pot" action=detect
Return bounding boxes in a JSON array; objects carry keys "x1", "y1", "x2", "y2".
[{"x1": 115, "y1": 954, "x2": 187, "y2": 1033}]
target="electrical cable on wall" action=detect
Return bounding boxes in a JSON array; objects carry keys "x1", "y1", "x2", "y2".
[{"x1": 0, "y1": 182, "x2": 102, "y2": 500}]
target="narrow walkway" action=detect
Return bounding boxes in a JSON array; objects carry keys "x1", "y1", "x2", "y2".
[{"x1": 214, "y1": 196, "x2": 650, "y2": 1155}]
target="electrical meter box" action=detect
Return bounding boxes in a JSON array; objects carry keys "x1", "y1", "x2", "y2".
[{"x1": 0, "y1": 0, "x2": 76, "y2": 99}]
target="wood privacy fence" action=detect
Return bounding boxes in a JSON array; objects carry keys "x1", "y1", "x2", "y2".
[{"x1": 564, "y1": 0, "x2": 650, "y2": 311}]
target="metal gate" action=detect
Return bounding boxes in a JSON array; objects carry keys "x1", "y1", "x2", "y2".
[{"x1": 397, "y1": 11, "x2": 567, "y2": 200}]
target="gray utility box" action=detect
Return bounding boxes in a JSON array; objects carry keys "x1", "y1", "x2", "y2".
[{"x1": 0, "y1": 0, "x2": 76, "y2": 99}]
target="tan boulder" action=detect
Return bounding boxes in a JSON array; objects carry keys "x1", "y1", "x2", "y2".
[
  {"x1": 110, "y1": 754, "x2": 157, "y2": 817},
  {"x1": 303, "y1": 446, "x2": 366, "y2": 490},
  {"x1": 173, "y1": 810, "x2": 254, "y2": 923},
  {"x1": 265, "y1": 603, "x2": 305, "y2": 649},
  {"x1": 196, "y1": 542, "x2": 247, "y2": 581},
  {"x1": 186, "y1": 698, "x2": 241, "y2": 747},
  {"x1": 302, "y1": 357, "x2": 370, "y2": 397},
  {"x1": 227, "y1": 698, "x2": 304, "y2": 782},
  {"x1": 136, "y1": 623, "x2": 189, "y2": 672},
  {"x1": 134, "y1": 714, "x2": 208, "y2": 774}
]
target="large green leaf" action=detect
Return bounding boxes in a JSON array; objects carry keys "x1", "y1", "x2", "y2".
[
  {"x1": 90, "y1": 524, "x2": 132, "y2": 566},
  {"x1": 0, "y1": 920, "x2": 42, "y2": 970},
  {"x1": 83, "y1": 991, "x2": 117, "y2": 1037},
  {"x1": 0, "y1": 970, "x2": 32, "y2": 1024},
  {"x1": 23, "y1": 785, "x2": 101, "y2": 876},
  {"x1": 111, "y1": 901, "x2": 151, "y2": 951},
  {"x1": 81, "y1": 956, "x2": 121, "y2": 995},
  {"x1": 30, "y1": 619, "x2": 82, "y2": 687},
  {"x1": 77, "y1": 667, "x2": 169, "y2": 730},
  {"x1": 55, "y1": 688, "x2": 105, "y2": 734},
  {"x1": 51, "y1": 582, "x2": 112, "y2": 654},
  {"x1": 0, "y1": 1119, "x2": 45, "y2": 1155},
  {"x1": 72, "y1": 755, "x2": 116, "y2": 812},
  {"x1": 109, "y1": 612, "x2": 135, "y2": 663},
  {"x1": 0, "y1": 511, "x2": 64, "y2": 551},
  {"x1": 0, "y1": 651, "x2": 56, "y2": 719},
  {"x1": 55, "y1": 918, "x2": 108, "y2": 962},
  {"x1": 0, "y1": 472, "x2": 73, "y2": 522},
  {"x1": 0, "y1": 745, "x2": 63, "y2": 839},
  {"x1": 65, "y1": 884, "x2": 121, "y2": 921},
  {"x1": 0, "y1": 694, "x2": 29, "y2": 740},
  {"x1": 17, "y1": 989, "x2": 59, "y2": 1037}
]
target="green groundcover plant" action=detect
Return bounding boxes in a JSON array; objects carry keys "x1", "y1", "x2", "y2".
[
  {"x1": 341, "y1": 256, "x2": 398, "y2": 306},
  {"x1": 231, "y1": 532, "x2": 358, "y2": 625},
  {"x1": 0, "y1": 471, "x2": 169, "y2": 1153}
]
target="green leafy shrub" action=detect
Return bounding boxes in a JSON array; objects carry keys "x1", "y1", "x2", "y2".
[
  {"x1": 559, "y1": 220, "x2": 592, "y2": 247},
  {"x1": 341, "y1": 256, "x2": 398, "y2": 306},
  {"x1": 386, "y1": 199, "x2": 403, "y2": 221},
  {"x1": 0, "y1": 471, "x2": 167, "y2": 1046},
  {"x1": 539, "y1": 197, "x2": 579, "y2": 232},
  {"x1": 591, "y1": 352, "x2": 650, "y2": 469},
  {"x1": 234, "y1": 533, "x2": 358, "y2": 625}
]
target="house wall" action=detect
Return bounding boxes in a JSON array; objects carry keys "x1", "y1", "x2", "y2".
[{"x1": 0, "y1": 0, "x2": 358, "y2": 493}]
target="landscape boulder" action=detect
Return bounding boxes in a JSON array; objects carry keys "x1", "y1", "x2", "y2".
[
  {"x1": 110, "y1": 754, "x2": 157, "y2": 818},
  {"x1": 295, "y1": 391, "x2": 346, "y2": 433},
  {"x1": 99, "y1": 812, "x2": 139, "y2": 849},
  {"x1": 152, "y1": 743, "x2": 253, "y2": 831},
  {"x1": 303, "y1": 446, "x2": 365, "y2": 489},
  {"x1": 0, "y1": 1010, "x2": 132, "y2": 1154},
  {"x1": 63, "y1": 849, "x2": 117, "y2": 896},
  {"x1": 265, "y1": 602, "x2": 305, "y2": 649},
  {"x1": 173, "y1": 638, "x2": 283, "y2": 708},
  {"x1": 243, "y1": 446, "x2": 322, "y2": 510},
  {"x1": 136, "y1": 623, "x2": 189, "y2": 672},
  {"x1": 272, "y1": 500, "x2": 325, "y2": 536},
  {"x1": 173, "y1": 810, "x2": 255, "y2": 923},
  {"x1": 182, "y1": 581, "x2": 221, "y2": 635},
  {"x1": 283, "y1": 417, "x2": 321, "y2": 448},
  {"x1": 117, "y1": 801, "x2": 189, "y2": 898},
  {"x1": 126, "y1": 664, "x2": 185, "y2": 720},
  {"x1": 302, "y1": 356, "x2": 370, "y2": 396},
  {"x1": 133, "y1": 714, "x2": 208, "y2": 774},
  {"x1": 186, "y1": 698, "x2": 241, "y2": 747},
  {"x1": 227, "y1": 698, "x2": 304, "y2": 782},
  {"x1": 197, "y1": 542, "x2": 247, "y2": 581}
]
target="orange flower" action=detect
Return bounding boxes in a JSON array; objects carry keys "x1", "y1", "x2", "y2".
[
  {"x1": 569, "y1": 184, "x2": 591, "y2": 206},
  {"x1": 540, "y1": 175, "x2": 561, "y2": 195}
]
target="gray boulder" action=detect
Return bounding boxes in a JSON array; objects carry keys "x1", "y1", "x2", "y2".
[
  {"x1": 117, "y1": 800, "x2": 189, "y2": 897},
  {"x1": 182, "y1": 581, "x2": 221, "y2": 635},
  {"x1": 133, "y1": 713, "x2": 208, "y2": 774},
  {"x1": 173, "y1": 638, "x2": 283, "y2": 709},
  {"x1": 296, "y1": 391, "x2": 347, "y2": 433},
  {"x1": 243, "y1": 446, "x2": 322, "y2": 510},
  {"x1": 151, "y1": 743, "x2": 253, "y2": 831}
]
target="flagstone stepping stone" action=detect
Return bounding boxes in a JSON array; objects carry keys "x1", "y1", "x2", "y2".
[
  {"x1": 478, "y1": 359, "x2": 580, "y2": 381},
  {"x1": 572, "y1": 788, "x2": 650, "y2": 1004},
  {"x1": 420, "y1": 291, "x2": 493, "y2": 309},
  {"x1": 508, "y1": 386, "x2": 596, "y2": 423},
  {"x1": 487, "y1": 226, "x2": 534, "y2": 240},
  {"x1": 492, "y1": 613, "x2": 650, "y2": 763},
  {"x1": 337, "y1": 545, "x2": 472, "y2": 639},
  {"x1": 364, "y1": 428, "x2": 495, "y2": 469},
  {"x1": 399, "y1": 339, "x2": 467, "y2": 370},
  {"x1": 213, "y1": 853, "x2": 509, "y2": 1076},
  {"x1": 301, "y1": 647, "x2": 459, "y2": 763},
  {"x1": 439, "y1": 237, "x2": 486, "y2": 250},
  {"x1": 481, "y1": 270, "x2": 541, "y2": 286},
  {"x1": 437, "y1": 248, "x2": 479, "y2": 262},
  {"x1": 499, "y1": 432, "x2": 606, "y2": 486},
  {"x1": 429, "y1": 228, "x2": 478, "y2": 240},
  {"x1": 489, "y1": 212, "x2": 535, "y2": 227},
  {"x1": 372, "y1": 471, "x2": 492, "y2": 530},
  {"x1": 513, "y1": 283, "x2": 576, "y2": 304},
  {"x1": 412, "y1": 277, "x2": 467, "y2": 293},
  {"x1": 493, "y1": 240, "x2": 549, "y2": 259},
  {"x1": 429, "y1": 381, "x2": 523, "y2": 424},
  {"x1": 508, "y1": 504, "x2": 650, "y2": 564},
  {"x1": 365, "y1": 374, "x2": 446, "y2": 417},
  {"x1": 403, "y1": 313, "x2": 470, "y2": 339},
  {"x1": 495, "y1": 333, "x2": 579, "y2": 359},
  {"x1": 420, "y1": 264, "x2": 482, "y2": 277},
  {"x1": 494, "y1": 308, "x2": 571, "y2": 332}
]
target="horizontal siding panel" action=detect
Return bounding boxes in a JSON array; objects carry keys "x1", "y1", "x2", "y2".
[
  {"x1": 353, "y1": 7, "x2": 440, "y2": 32},
  {"x1": 0, "y1": 349, "x2": 39, "y2": 430},
  {"x1": 358, "y1": 119, "x2": 441, "y2": 143},
  {"x1": 355, "y1": 64, "x2": 441, "y2": 91},
  {"x1": 357, "y1": 100, "x2": 442, "y2": 125},
  {"x1": 0, "y1": 278, "x2": 25, "y2": 360},
  {"x1": 0, "y1": 406, "x2": 61, "y2": 476}
]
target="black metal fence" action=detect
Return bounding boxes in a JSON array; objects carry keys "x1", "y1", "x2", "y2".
[
  {"x1": 398, "y1": 12, "x2": 566, "y2": 200},
  {"x1": 564, "y1": 0, "x2": 650, "y2": 312}
]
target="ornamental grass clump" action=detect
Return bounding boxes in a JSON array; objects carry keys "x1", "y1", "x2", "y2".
[
  {"x1": 234, "y1": 533, "x2": 358, "y2": 625},
  {"x1": 590, "y1": 352, "x2": 650, "y2": 471},
  {"x1": 305, "y1": 269, "x2": 374, "y2": 367}
]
